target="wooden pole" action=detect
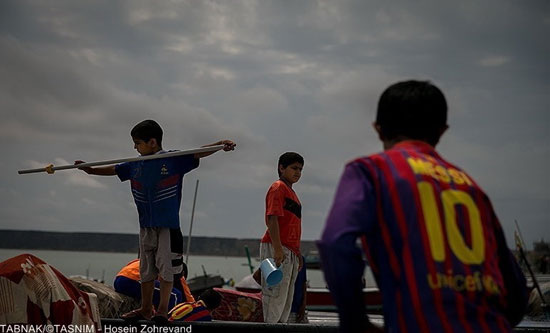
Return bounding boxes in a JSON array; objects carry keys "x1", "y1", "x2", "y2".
[
  {"x1": 245, "y1": 245, "x2": 254, "y2": 274},
  {"x1": 18, "y1": 145, "x2": 224, "y2": 175},
  {"x1": 185, "y1": 179, "x2": 200, "y2": 265}
]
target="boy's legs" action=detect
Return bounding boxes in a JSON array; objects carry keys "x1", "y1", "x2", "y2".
[
  {"x1": 155, "y1": 228, "x2": 184, "y2": 316},
  {"x1": 260, "y1": 242, "x2": 300, "y2": 323},
  {"x1": 140, "y1": 280, "x2": 155, "y2": 316},
  {"x1": 137, "y1": 227, "x2": 160, "y2": 318},
  {"x1": 289, "y1": 256, "x2": 308, "y2": 323},
  {"x1": 157, "y1": 280, "x2": 174, "y2": 314},
  {"x1": 278, "y1": 249, "x2": 300, "y2": 322}
]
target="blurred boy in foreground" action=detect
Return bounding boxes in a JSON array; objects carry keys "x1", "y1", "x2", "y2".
[{"x1": 318, "y1": 80, "x2": 528, "y2": 332}]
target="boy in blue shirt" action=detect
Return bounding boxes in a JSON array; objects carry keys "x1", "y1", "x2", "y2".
[{"x1": 75, "y1": 119, "x2": 235, "y2": 323}]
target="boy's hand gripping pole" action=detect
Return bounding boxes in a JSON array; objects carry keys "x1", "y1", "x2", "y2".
[{"x1": 17, "y1": 145, "x2": 224, "y2": 175}]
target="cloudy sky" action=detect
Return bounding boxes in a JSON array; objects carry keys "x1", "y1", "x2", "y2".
[{"x1": 1, "y1": 1, "x2": 548, "y2": 249}]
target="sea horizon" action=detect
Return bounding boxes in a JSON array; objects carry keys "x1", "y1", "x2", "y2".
[{"x1": 0, "y1": 248, "x2": 366, "y2": 289}]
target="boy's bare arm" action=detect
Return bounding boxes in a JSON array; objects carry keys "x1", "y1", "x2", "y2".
[
  {"x1": 266, "y1": 215, "x2": 285, "y2": 266},
  {"x1": 194, "y1": 140, "x2": 236, "y2": 159},
  {"x1": 74, "y1": 160, "x2": 116, "y2": 176}
]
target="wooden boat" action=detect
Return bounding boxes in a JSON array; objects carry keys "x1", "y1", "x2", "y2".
[
  {"x1": 99, "y1": 316, "x2": 550, "y2": 333},
  {"x1": 234, "y1": 274, "x2": 383, "y2": 313},
  {"x1": 306, "y1": 287, "x2": 382, "y2": 313},
  {"x1": 187, "y1": 274, "x2": 225, "y2": 297},
  {"x1": 304, "y1": 251, "x2": 322, "y2": 270}
]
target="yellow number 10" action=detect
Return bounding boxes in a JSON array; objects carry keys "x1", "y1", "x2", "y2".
[{"x1": 417, "y1": 181, "x2": 485, "y2": 265}]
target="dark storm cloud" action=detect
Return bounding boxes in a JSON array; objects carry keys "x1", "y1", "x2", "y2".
[{"x1": 0, "y1": 0, "x2": 548, "y2": 246}]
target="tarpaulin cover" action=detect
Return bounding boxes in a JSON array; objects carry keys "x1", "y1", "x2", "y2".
[
  {"x1": 0, "y1": 253, "x2": 101, "y2": 330},
  {"x1": 211, "y1": 287, "x2": 263, "y2": 322}
]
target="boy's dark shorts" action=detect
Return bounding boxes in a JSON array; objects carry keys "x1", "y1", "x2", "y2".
[{"x1": 139, "y1": 227, "x2": 184, "y2": 282}]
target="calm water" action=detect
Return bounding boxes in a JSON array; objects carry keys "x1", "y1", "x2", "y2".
[{"x1": 0, "y1": 249, "x2": 377, "y2": 288}]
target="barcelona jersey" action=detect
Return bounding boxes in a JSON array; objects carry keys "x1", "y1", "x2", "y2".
[
  {"x1": 115, "y1": 151, "x2": 199, "y2": 228},
  {"x1": 318, "y1": 141, "x2": 527, "y2": 333},
  {"x1": 169, "y1": 300, "x2": 212, "y2": 322}
]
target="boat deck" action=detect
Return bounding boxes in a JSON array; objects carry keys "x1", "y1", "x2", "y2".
[{"x1": 101, "y1": 312, "x2": 549, "y2": 333}]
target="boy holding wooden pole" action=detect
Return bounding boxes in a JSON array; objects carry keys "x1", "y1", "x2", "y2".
[{"x1": 75, "y1": 119, "x2": 235, "y2": 323}]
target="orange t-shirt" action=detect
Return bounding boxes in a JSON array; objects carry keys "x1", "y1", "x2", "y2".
[
  {"x1": 117, "y1": 259, "x2": 140, "y2": 280},
  {"x1": 116, "y1": 259, "x2": 195, "y2": 302},
  {"x1": 261, "y1": 180, "x2": 302, "y2": 256}
]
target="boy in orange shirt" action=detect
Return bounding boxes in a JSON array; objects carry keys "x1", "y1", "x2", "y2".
[
  {"x1": 260, "y1": 152, "x2": 304, "y2": 323},
  {"x1": 114, "y1": 259, "x2": 195, "y2": 311}
]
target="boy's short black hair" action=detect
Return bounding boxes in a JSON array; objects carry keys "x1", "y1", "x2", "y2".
[
  {"x1": 198, "y1": 289, "x2": 222, "y2": 310},
  {"x1": 277, "y1": 152, "x2": 304, "y2": 176},
  {"x1": 375, "y1": 80, "x2": 447, "y2": 146},
  {"x1": 131, "y1": 120, "x2": 163, "y2": 148}
]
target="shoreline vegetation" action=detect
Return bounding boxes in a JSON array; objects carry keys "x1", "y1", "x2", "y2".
[{"x1": 0, "y1": 229, "x2": 318, "y2": 258}]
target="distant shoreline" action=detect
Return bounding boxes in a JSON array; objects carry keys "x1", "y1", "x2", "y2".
[
  {"x1": 1, "y1": 247, "x2": 259, "y2": 260},
  {"x1": 0, "y1": 229, "x2": 318, "y2": 257},
  {"x1": 0, "y1": 246, "x2": 256, "y2": 260}
]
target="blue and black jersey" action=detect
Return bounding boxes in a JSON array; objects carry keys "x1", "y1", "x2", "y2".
[{"x1": 116, "y1": 151, "x2": 199, "y2": 228}]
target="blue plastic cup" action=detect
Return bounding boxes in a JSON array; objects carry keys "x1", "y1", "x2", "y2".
[{"x1": 260, "y1": 258, "x2": 283, "y2": 287}]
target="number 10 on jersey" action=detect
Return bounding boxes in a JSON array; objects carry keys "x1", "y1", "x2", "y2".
[{"x1": 417, "y1": 181, "x2": 485, "y2": 265}]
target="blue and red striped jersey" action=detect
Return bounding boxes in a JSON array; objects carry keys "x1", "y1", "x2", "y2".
[
  {"x1": 115, "y1": 151, "x2": 199, "y2": 228},
  {"x1": 169, "y1": 300, "x2": 212, "y2": 322},
  {"x1": 318, "y1": 140, "x2": 527, "y2": 333}
]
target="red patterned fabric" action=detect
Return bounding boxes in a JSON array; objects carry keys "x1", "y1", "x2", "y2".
[
  {"x1": 211, "y1": 288, "x2": 263, "y2": 322},
  {"x1": 0, "y1": 254, "x2": 101, "y2": 330}
]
